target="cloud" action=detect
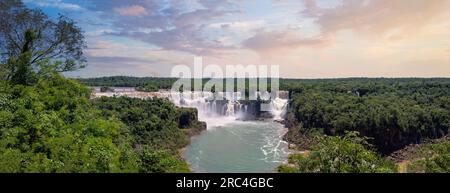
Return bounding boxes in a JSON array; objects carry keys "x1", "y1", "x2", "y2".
[
  {"x1": 302, "y1": 0, "x2": 450, "y2": 40},
  {"x1": 81, "y1": 37, "x2": 192, "y2": 77},
  {"x1": 106, "y1": 27, "x2": 236, "y2": 56},
  {"x1": 77, "y1": 55, "x2": 174, "y2": 77},
  {"x1": 83, "y1": 0, "x2": 241, "y2": 56},
  {"x1": 113, "y1": 5, "x2": 148, "y2": 16},
  {"x1": 24, "y1": 0, "x2": 82, "y2": 10},
  {"x1": 302, "y1": 0, "x2": 319, "y2": 17},
  {"x1": 242, "y1": 29, "x2": 325, "y2": 52},
  {"x1": 39, "y1": 0, "x2": 450, "y2": 78},
  {"x1": 84, "y1": 38, "x2": 124, "y2": 57},
  {"x1": 209, "y1": 20, "x2": 265, "y2": 30},
  {"x1": 87, "y1": 56, "x2": 152, "y2": 64}
]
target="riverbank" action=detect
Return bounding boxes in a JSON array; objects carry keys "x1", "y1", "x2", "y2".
[
  {"x1": 278, "y1": 111, "x2": 317, "y2": 151},
  {"x1": 179, "y1": 121, "x2": 208, "y2": 172}
]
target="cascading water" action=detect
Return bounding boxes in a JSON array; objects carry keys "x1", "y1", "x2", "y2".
[
  {"x1": 172, "y1": 91, "x2": 290, "y2": 122},
  {"x1": 168, "y1": 91, "x2": 291, "y2": 172},
  {"x1": 225, "y1": 100, "x2": 235, "y2": 116},
  {"x1": 170, "y1": 91, "x2": 244, "y2": 128},
  {"x1": 270, "y1": 97, "x2": 288, "y2": 120}
]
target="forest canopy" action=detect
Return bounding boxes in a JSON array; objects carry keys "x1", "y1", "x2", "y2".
[
  {"x1": 0, "y1": 1, "x2": 203, "y2": 173},
  {"x1": 282, "y1": 78, "x2": 450, "y2": 154}
]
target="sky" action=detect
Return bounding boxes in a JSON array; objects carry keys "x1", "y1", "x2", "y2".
[{"x1": 23, "y1": 0, "x2": 450, "y2": 78}]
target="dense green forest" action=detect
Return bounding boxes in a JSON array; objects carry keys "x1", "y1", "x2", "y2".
[
  {"x1": 91, "y1": 97, "x2": 205, "y2": 173},
  {"x1": 278, "y1": 132, "x2": 397, "y2": 173},
  {"x1": 282, "y1": 79, "x2": 450, "y2": 153},
  {"x1": 80, "y1": 76, "x2": 178, "y2": 90},
  {"x1": 0, "y1": 73, "x2": 204, "y2": 172},
  {"x1": 0, "y1": 1, "x2": 204, "y2": 172},
  {"x1": 0, "y1": 74, "x2": 205, "y2": 172},
  {"x1": 279, "y1": 130, "x2": 449, "y2": 173},
  {"x1": 280, "y1": 79, "x2": 450, "y2": 173}
]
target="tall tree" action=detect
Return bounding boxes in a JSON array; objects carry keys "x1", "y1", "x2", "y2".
[{"x1": 0, "y1": 0, "x2": 86, "y2": 84}]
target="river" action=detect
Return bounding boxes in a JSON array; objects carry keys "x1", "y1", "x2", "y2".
[{"x1": 183, "y1": 118, "x2": 289, "y2": 173}]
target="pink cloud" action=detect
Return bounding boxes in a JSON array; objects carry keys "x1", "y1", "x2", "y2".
[
  {"x1": 242, "y1": 29, "x2": 328, "y2": 53},
  {"x1": 113, "y1": 5, "x2": 148, "y2": 16},
  {"x1": 303, "y1": 0, "x2": 450, "y2": 40}
]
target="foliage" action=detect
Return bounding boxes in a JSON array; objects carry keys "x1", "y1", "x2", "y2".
[
  {"x1": 0, "y1": 73, "x2": 139, "y2": 172},
  {"x1": 93, "y1": 97, "x2": 187, "y2": 148},
  {"x1": 0, "y1": 0, "x2": 85, "y2": 85},
  {"x1": 0, "y1": 70, "x2": 203, "y2": 172},
  {"x1": 279, "y1": 132, "x2": 397, "y2": 173},
  {"x1": 80, "y1": 76, "x2": 178, "y2": 89},
  {"x1": 284, "y1": 78, "x2": 450, "y2": 153},
  {"x1": 0, "y1": 2, "x2": 200, "y2": 173},
  {"x1": 138, "y1": 146, "x2": 190, "y2": 173},
  {"x1": 91, "y1": 96, "x2": 203, "y2": 172},
  {"x1": 136, "y1": 84, "x2": 159, "y2": 92},
  {"x1": 407, "y1": 141, "x2": 450, "y2": 173}
]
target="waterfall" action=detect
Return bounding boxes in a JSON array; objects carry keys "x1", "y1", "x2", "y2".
[
  {"x1": 94, "y1": 88, "x2": 291, "y2": 127},
  {"x1": 171, "y1": 91, "x2": 241, "y2": 117},
  {"x1": 270, "y1": 97, "x2": 288, "y2": 120},
  {"x1": 225, "y1": 100, "x2": 235, "y2": 116},
  {"x1": 169, "y1": 91, "x2": 289, "y2": 126},
  {"x1": 170, "y1": 91, "x2": 240, "y2": 128}
]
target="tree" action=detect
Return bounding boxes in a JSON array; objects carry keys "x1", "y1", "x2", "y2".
[
  {"x1": 407, "y1": 141, "x2": 450, "y2": 173},
  {"x1": 8, "y1": 51, "x2": 36, "y2": 85},
  {"x1": 0, "y1": 0, "x2": 86, "y2": 84},
  {"x1": 138, "y1": 146, "x2": 190, "y2": 173},
  {"x1": 279, "y1": 132, "x2": 397, "y2": 173},
  {"x1": 0, "y1": 71, "x2": 138, "y2": 172}
]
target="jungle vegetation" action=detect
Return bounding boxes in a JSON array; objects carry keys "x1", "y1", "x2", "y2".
[{"x1": 0, "y1": 0, "x2": 201, "y2": 173}]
